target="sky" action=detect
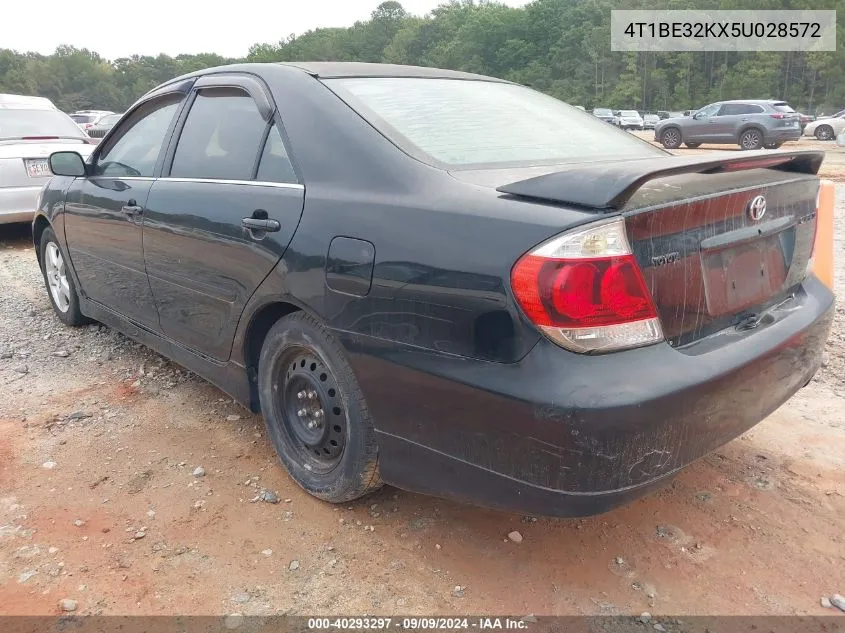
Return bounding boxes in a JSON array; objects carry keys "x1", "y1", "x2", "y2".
[{"x1": 2, "y1": 0, "x2": 528, "y2": 61}]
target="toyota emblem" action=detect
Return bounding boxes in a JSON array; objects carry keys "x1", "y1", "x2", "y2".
[{"x1": 747, "y1": 195, "x2": 767, "y2": 221}]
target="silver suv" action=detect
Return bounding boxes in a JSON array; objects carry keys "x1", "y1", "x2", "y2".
[{"x1": 654, "y1": 100, "x2": 801, "y2": 150}]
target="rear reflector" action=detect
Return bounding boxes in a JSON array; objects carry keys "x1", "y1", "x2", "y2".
[{"x1": 511, "y1": 218, "x2": 664, "y2": 353}]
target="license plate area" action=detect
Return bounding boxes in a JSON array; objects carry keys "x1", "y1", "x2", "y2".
[
  {"x1": 701, "y1": 235, "x2": 787, "y2": 317},
  {"x1": 24, "y1": 158, "x2": 51, "y2": 177}
]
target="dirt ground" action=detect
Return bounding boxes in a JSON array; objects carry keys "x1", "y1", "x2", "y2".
[{"x1": 1, "y1": 139, "x2": 844, "y2": 617}]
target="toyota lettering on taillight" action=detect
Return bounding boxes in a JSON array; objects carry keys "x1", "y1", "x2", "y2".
[{"x1": 511, "y1": 218, "x2": 663, "y2": 353}]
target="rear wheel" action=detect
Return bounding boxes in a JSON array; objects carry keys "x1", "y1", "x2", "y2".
[
  {"x1": 739, "y1": 128, "x2": 763, "y2": 150},
  {"x1": 660, "y1": 127, "x2": 682, "y2": 149},
  {"x1": 684, "y1": 142, "x2": 701, "y2": 148},
  {"x1": 257, "y1": 312, "x2": 382, "y2": 503},
  {"x1": 39, "y1": 227, "x2": 88, "y2": 326},
  {"x1": 815, "y1": 125, "x2": 834, "y2": 141}
]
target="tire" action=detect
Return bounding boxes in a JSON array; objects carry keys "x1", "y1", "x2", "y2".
[
  {"x1": 815, "y1": 125, "x2": 834, "y2": 141},
  {"x1": 684, "y1": 142, "x2": 701, "y2": 148},
  {"x1": 763, "y1": 142, "x2": 783, "y2": 149},
  {"x1": 739, "y1": 128, "x2": 763, "y2": 150},
  {"x1": 660, "y1": 127, "x2": 682, "y2": 149},
  {"x1": 39, "y1": 227, "x2": 88, "y2": 326},
  {"x1": 257, "y1": 311, "x2": 382, "y2": 503}
]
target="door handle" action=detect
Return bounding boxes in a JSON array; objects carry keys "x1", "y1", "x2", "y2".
[
  {"x1": 121, "y1": 199, "x2": 143, "y2": 216},
  {"x1": 242, "y1": 217, "x2": 281, "y2": 232}
]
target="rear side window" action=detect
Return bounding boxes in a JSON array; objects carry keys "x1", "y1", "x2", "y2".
[
  {"x1": 170, "y1": 88, "x2": 267, "y2": 181},
  {"x1": 773, "y1": 103, "x2": 795, "y2": 113},
  {"x1": 328, "y1": 78, "x2": 662, "y2": 168},
  {"x1": 256, "y1": 124, "x2": 297, "y2": 184}
]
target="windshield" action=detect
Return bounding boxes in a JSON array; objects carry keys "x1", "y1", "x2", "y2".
[
  {"x1": 773, "y1": 103, "x2": 796, "y2": 113},
  {"x1": 644, "y1": 114, "x2": 659, "y2": 120},
  {"x1": 0, "y1": 109, "x2": 87, "y2": 140},
  {"x1": 70, "y1": 114, "x2": 97, "y2": 123},
  {"x1": 99, "y1": 114, "x2": 122, "y2": 125},
  {"x1": 593, "y1": 109, "x2": 612, "y2": 116},
  {"x1": 326, "y1": 78, "x2": 662, "y2": 168},
  {"x1": 621, "y1": 110, "x2": 639, "y2": 117}
]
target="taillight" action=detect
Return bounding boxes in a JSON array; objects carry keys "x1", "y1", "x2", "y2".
[
  {"x1": 770, "y1": 113, "x2": 786, "y2": 119},
  {"x1": 511, "y1": 218, "x2": 664, "y2": 353}
]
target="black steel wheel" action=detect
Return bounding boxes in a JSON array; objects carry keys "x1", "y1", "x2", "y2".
[{"x1": 257, "y1": 311, "x2": 382, "y2": 503}]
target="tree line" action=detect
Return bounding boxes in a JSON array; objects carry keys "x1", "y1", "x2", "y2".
[{"x1": 1, "y1": 0, "x2": 842, "y2": 115}]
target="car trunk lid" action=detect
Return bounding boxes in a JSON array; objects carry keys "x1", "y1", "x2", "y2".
[{"x1": 488, "y1": 150, "x2": 823, "y2": 347}]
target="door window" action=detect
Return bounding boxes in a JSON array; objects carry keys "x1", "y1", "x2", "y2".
[
  {"x1": 256, "y1": 124, "x2": 297, "y2": 184},
  {"x1": 95, "y1": 94, "x2": 182, "y2": 177},
  {"x1": 696, "y1": 104, "x2": 721, "y2": 117},
  {"x1": 170, "y1": 87, "x2": 267, "y2": 181}
]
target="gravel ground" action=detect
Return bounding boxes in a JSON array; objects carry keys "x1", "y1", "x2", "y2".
[{"x1": 0, "y1": 152, "x2": 843, "y2": 616}]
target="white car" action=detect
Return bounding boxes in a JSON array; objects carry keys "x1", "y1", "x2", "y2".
[
  {"x1": 803, "y1": 109, "x2": 845, "y2": 141},
  {"x1": 0, "y1": 94, "x2": 95, "y2": 224},
  {"x1": 69, "y1": 109, "x2": 114, "y2": 133},
  {"x1": 615, "y1": 110, "x2": 644, "y2": 130}
]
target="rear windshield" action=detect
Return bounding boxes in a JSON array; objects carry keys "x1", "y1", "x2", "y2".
[
  {"x1": 593, "y1": 108, "x2": 612, "y2": 116},
  {"x1": 620, "y1": 110, "x2": 640, "y2": 116},
  {"x1": 0, "y1": 109, "x2": 87, "y2": 140},
  {"x1": 326, "y1": 78, "x2": 662, "y2": 168},
  {"x1": 773, "y1": 103, "x2": 795, "y2": 113},
  {"x1": 70, "y1": 114, "x2": 97, "y2": 123}
]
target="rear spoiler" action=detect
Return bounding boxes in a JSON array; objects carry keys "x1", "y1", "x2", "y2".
[{"x1": 496, "y1": 150, "x2": 824, "y2": 210}]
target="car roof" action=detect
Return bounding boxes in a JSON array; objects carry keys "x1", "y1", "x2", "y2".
[
  {"x1": 714, "y1": 99, "x2": 789, "y2": 105},
  {"x1": 0, "y1": 93, "x2": 56, "y2": 110},
  {"x1": 278, "y1": 61, "x2": 505, "y2": 82}
]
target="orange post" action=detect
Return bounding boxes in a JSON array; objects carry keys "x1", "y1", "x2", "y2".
[{"x1": 812, "y1": 179, "x2": 835, "y2": 292}]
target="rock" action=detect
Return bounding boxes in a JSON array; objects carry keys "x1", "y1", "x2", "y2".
[
  {"x1": 42, "y1": 461, "x2": 57, "y2": 470},
  {"x1": 830, "y1": 594, "x2": 845, "y2": 612},
  {"x1": 638, "y1": 612, "x2": 652, "y2": 623},
  {"x1": 821, "y1": 597, "x2": 832, "y2": 608},
  {"x1": 653, "y1": 625, "x2": 666, "y2": 632},
  {"x1": 615, "y1": 557, "x2": 625, "y2": 565},
  {"x1": 396, "y1": 598, "x2": 406, "y2": 607},
  {"x1": 67, "y1": 411, "x2": 91, "y2": 420},
  {"x1": 53, "y1": 350, "x2": 70, "y2": 358},
  {"x1": 822, "y1": 352, "x2": 830, "y2": 367},
  {"x1": 0, "y1": 350, "x2": 13, "y2": 359},
  {"x1": 230, "y1": 592, "x2": 250, "y2": 604},
  {"x1": 134, "y1": 531, "x2": 146, "y2": 539},
  {"x1": 18, "y1": 570, "x2": 37, "y2": 583},
  {"x1": 451, "y1": 585, "x2": 465, "y2": 598},
  {"x1": 289, "y1": 560, "x2": 300, "y2": 571},
  {"x1": 261, "y1": 549, "x2": 273, "y2": 557},
  {"x1": 258, "y1": 489, "x2": 279, "y2": 504},
  {"x1": 48, "y1": 547, "x2": 59, "y2": 555},
  {"x1": 73, "y1": 519, "x2": 85, "y2": 527},
  {"x1": 193, "y1": 466, "x2": 206, "y2": 477},
  {"x1": 14, "y1": 365, "x2": 28, "y2": 374},
  {"x1": 507, "y1": 530, "x2": 523, "y2": 543},
  {"x1": 226, "y1": 414, "x2": 241, "y2": 422},
  {"x1": 59, "y1": 598, "x2": 78, "y2": 612}
]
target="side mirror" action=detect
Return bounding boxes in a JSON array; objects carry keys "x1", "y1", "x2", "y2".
[
  {"x1": 693, "y1": 112, "x2": 704, "y2": 120},
  {"x1": 49, "y1": 151, "x2": 86, "y2": 177}
]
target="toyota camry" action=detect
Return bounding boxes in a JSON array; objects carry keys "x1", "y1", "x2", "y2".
[{"x1": 34, "y1": 63, "x2": 834, "y2": 516}]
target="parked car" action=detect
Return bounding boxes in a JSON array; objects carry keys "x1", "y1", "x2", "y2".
[
  {"x1": 654, "y1": 100, "x2": 801, "y2": 150},
  {"x1": 657, "y1": 110, "x2": 686, "y2": 120},
  {"x1": 0, "y1": 94, "x2": 94, "y2": 224},
  {"x1": 796, "y1": 112, "x2": 815, "y2": 132},
  {"x1": 615, "y1": 110, "x2": 644, "y2": 130},
  {"x1": 803, "y1": 110, "x2": 845, "y2": 141},
  {"x1": 643, "y1": 113, "x2": 660, "y2": 129},
  {"x1": 69, "y1": 110, "x2": 114, "y2": 133},
  {"x1": 36, "y1": 63, "x2": 832, "y2": 517},
  {"x1": 86, "y1": 112, "x2": 123, "y2": 139},
  {"x1": 592, "y1": 107, "x2": 615, "y2": 123}
]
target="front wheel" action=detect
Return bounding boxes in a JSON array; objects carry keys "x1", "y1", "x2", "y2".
[
  {"x1": 660, "y1": 127, "x2": 682, "y2": 149},
  {"x1": 739, "y1": 128, "x2": 763, "y2": 150},
  {"x1": 39, "y1": 227, "x2": 89, "y2": 326},
  {"x1": 815, "y1": 125, "x2": 834, "y2": 141},
  {"x1": 257, "y1": 312, "x2": 382, "y2": 503}
]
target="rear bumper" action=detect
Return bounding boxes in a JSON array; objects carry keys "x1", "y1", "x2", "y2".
[
  {"x1": 345, "y1": 277, "x2": 833, "y2": 517},
  {"x1": 765, "y1": 128, "x2": 802, "y2": 143},
  {"x1": 0, "y1": 185, "x2": 41, "y2": 224}
]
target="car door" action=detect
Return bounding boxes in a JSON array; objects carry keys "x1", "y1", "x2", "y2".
[
  {"x1": 709, "y1": 103, "x2": 745, "y2": 142},
  {"x1": 142, "y1": 75, "x2": 304, "y2": 361},
  {"x1": 683, "y1": 103, "x2": 721, "y2": 142},
  {"x1": 63, "y1": 89, "x2": 188, "y2": 329}
]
